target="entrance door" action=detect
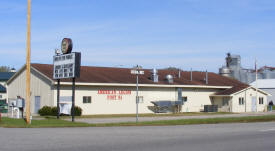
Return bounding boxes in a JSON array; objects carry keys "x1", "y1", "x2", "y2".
[
  {"x1": 34, "y1": 96, "x2": 41, "y2": 114},
  {"x1": 252, "y1": 97, "x2": 256, "y2": 112}
]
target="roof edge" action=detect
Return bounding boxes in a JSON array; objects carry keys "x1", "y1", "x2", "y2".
[
  {"x1": 55, "y1": 82, "x2": 232, "y2": 89},
  {"x1": 31, "y1": 66, "x2": 54, "y2": 83},
  {"x1": 232, "y1": 86, "x2": 271, "y2": 96},
  {"x1": 7, "y1": 64, "x2": 26, "y2": 85},
  {"x1": 7, "y1": 64, "x2": 54, "y2": 85}
]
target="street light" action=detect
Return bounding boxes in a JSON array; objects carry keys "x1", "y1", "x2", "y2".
[{"x1": 131, "y1": 65, "x2": 144, "y2": 123}]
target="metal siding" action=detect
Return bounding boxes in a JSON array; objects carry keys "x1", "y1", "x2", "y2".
[
  {"x1": 261, "y1": 88, "x2": 275, "y2": 103},
  {"x1": 7, "y1": 68, "x2": 54, "y2": 114}
]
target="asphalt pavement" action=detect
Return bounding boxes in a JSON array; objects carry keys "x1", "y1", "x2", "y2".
[{"x1": 0, "y1": 122, "x2": 275, "y2": 151}]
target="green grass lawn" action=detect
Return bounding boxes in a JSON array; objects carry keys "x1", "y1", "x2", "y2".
[
  {"x1": 0, "y1": 117, "x2": 90, "y2": 128},
  {"x1": 54, "y1": 112, "x2": 234, "y2": 119},
  {"x1": 1, "y1": 115, "x2": 275, "y2": 128}
]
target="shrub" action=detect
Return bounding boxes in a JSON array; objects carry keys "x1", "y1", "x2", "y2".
[
  {"x1": 38, "y1": 106, "x2": 52, "y2": 116},
  {"x1": 51, "y1": 107, "x2": 58, "y2": 116},
  {"x1": 38, "y1": 106, "x2": 82, "y2": 116},
  {"x1": 74, "y1": 106, "x2": 82, "y2": 116}
]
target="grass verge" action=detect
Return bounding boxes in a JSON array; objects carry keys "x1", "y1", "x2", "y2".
[
  {"x1": 53, "y1": 112, "x2": 234, "y2": 119},
  {"x1": 1, "y1": 115, "x2": 275, "y2": 128},
  {"x1": 0, "y1": 117, "x2": 90, "y2": 128}
]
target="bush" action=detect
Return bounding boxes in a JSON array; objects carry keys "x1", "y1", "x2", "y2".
[
  {"x1": 38, "y1": 106, "x2": 52, "y2": 116},
  {"x1": 38, "y1": 106, "x2": 82, "y2": 116},
  {"x1": 51, "y1": 107, "x2": 58, "y2": 116},
  {"x1": 74, "y1": 106, "x2": 82, "y2": 116}
]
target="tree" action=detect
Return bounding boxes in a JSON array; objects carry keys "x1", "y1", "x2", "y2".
[{"x1": 0, "y1": 66, "x2": 11, "y2": 72}]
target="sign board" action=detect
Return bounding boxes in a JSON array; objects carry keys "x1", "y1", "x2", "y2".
[
  {"x1": 131, "y1": 70, "x2": 144, "y2": 75},
  {"x1": 53, "y1": 52, "x2": 81, "y2": 79}
]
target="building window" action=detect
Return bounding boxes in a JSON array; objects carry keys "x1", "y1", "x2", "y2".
[
  {"x1": 137, "y1": 96, "x2": 144, "y2": 103},
  {"x1": 182, "y1": 97, "x2": 187, "y2": 102},
  {"x1": 0, "y1": 95, "x2": 2, "y2": 99},
  {"x1": 239, "y1": 97, "x2": 244, "y2": 105},
  {"x1": 83, "y1": 96, "x2": 91, "y2": 103},
  {"x1": 259, "y1": 97, "x2": 264, "y2": 105}
]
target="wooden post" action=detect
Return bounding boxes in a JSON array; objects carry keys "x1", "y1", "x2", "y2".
[{"x1": 26, "y1": 0, "x2": 31, "y2": 124}]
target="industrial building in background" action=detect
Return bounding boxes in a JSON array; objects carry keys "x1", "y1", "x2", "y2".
[
  {"x1": 6, "y1": 63, "x2": 269, "y2": 116},
  {"x1": 219, "y1": 53, "x2": 275, "y2": 104},
  {"x1": 219, "y1": 53, "x2": 275, "y2": 84}
]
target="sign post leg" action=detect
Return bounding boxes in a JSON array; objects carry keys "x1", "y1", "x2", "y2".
[
  {"x1": 57, "y1": 79, "x2": 60, "y2": 119},
  {"x1": 136, "y1": 74, "x2": 139, "y2": 123},
  {"x1": 72, "y1": 78, "x2": 75, "y2": 122}
]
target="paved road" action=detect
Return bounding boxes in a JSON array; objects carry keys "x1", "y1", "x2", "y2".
[
  {"x1": 74, "y1": 111, "x2": 275, "y2": 124},
  {"x1": 0, "y1": 122, "x2": 275, "y2": 151}
]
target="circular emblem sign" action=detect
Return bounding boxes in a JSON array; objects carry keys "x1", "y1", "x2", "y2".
[{"x1": 61, "y1": 38, "x2": 73, "y2": 54}]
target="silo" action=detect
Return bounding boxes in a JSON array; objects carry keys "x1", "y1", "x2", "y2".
[{"x1": 219, "y1": 66, "x2": 232, "y2": 78}]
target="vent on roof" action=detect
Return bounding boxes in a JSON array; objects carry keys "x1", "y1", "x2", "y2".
[
  {"x1": 205, "y1": 70, "x2": 208, "y2": 84},
  {"x1": 166, "y1": 74, "x2": 173, "y2": 84},
  {"x1": 151, "y1": 68, "x2": 158, "y2": 83},
  {"x1": 190, "y1": 68, "x2": 193, "y2": 81}
]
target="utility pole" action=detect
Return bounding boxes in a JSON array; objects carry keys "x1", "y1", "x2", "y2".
[{"x1": 26, "y1": 0, "x2": 31, "y2": 124}]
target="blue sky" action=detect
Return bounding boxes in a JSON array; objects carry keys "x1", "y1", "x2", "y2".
[{"x1": 1, "y1": 0, "x2": 275, "y2": 72}]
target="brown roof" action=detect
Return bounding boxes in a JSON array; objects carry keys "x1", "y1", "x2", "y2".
[
  {"x1": 31, "y1": 63, "x2": 249, "y2": 95},
  {"x1": 213, "y1": 85, "x2": 249, "y2": 96}
]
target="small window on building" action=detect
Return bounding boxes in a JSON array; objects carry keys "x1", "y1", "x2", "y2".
[
  {"x1": 259, "y1": 97, "x2": 264, "y2": 105},
  {"x1": 83, "y1": 96, "x2": 91, "y2": 104},
  {"x1": 182, "y1": 97, "x2": 187, "y2": 102},
  {"x1": 239, "y1": 97, "x2": 244, "y2": 105},
  {"x1": 0, "y1": 95, "x2": 2, "y2": 99},
  {"x1": 137, "y1": 96, "x2": 144, "y2": 103}
]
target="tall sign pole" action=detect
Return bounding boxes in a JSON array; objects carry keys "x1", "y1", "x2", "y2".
[
  {"x1": 26, "y1": 0, "x2": 31, "y2": 124},
  {"x1": 136, "y1": 72, "x2": 139, "y2": 123},
  {"x1": 131, "y1": 65, "x2": 144, "y2": 123},
  {"x1": 255, "y1": 58, "x2": 258, "y2": 112}
]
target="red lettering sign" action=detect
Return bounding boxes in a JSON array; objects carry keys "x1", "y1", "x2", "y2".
[{"x1": 98, "y1": 89, "x2": 131, "y2": 101}]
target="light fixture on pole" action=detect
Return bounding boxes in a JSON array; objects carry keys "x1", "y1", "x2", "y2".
[{"x1": 131, "y1": 65, "x2": 144, "y2": 123}]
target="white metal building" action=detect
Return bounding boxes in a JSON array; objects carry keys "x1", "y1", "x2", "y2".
[
  {"x1": 7, "y1": 64, "x2": 269, "y2": 115},
  {"x1": 250, "y1": 79, "x2": 275, "y2": 104}
]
